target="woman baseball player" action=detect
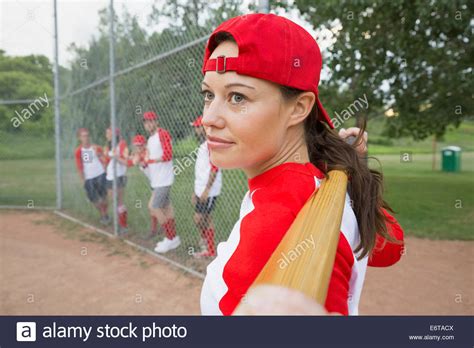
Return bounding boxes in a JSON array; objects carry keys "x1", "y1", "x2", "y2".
[{"x1": 199, "y1": 14, "x2": 404, "y2": 315}]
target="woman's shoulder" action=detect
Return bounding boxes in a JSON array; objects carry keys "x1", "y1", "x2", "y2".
[
  {"x1": 249, "y1": 162, "x2": 323, "y2": 217},
  {"x1": 249, "y1": 162, "x2": 323, "y2": 191}
]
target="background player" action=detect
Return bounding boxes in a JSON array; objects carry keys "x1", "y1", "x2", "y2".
[
  {"x1": 191, "y1": 115, "x2": 222, "y2": 258},
  {"x1": 74, "y1": 128, "x2": 109, "y2": 225},
  {"x1": 104, "y1": 127, "x2": 130, "y2": 234},
  {"x1": 141, "y1": 111, "x2": 180, "y2": 253},
  {"x1": 131, "y1": 134, "x2": 160, "y2": 239}
]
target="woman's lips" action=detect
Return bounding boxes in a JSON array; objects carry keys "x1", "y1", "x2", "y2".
[{"x1": 206, "y1": 135, "x2": 235, "y2": 150}]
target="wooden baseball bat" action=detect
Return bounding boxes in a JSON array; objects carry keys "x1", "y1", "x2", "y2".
[{"x1": 234, "y1": 170, "x2": 348, "y2": 313}]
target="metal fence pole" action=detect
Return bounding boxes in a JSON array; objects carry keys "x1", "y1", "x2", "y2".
[
  {"x1": 108, "y1": 0, "x2": 118, "y2": 236},
  {"x1": 53, "y1": 0, "x2": 62, "y2": 210},
  {"x1": 258, "y1": 0, "x2": 269, "y2": 13}
]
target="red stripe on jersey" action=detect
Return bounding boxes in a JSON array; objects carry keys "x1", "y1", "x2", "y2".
[
  {"x1": 368, "y1": 209, "x2": 404, "y2": 267},
  {"x1": 74, "y1": 146, "x2": 83, "y2": 175},
  {"x1": 158, "y1": 128, "x2": 173, "y2": 162},
  {"x1": 324, "y1": 233, "x2": 354, "y2": 315},
  {"x1": 118, "y1": 139, "x2": 127, "y2": 158}
]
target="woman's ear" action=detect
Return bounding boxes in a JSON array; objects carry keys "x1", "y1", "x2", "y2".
[{"x1": 286, "y1": 92, "x2": 316, "y2": 127}]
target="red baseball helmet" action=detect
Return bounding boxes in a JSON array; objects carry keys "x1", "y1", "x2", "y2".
[
  {"x1": 132, "y1": 134, "x2": 146, "y2": 146},
  {"x1": 143, "y1": 111, "x2": 158, "y2": 121}
]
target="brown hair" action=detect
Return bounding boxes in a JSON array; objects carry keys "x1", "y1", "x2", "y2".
[
  {"x1": 213, "y1": 32, "x2": 399, "y2": 259},
  {"x1": 281, "y1": 86, "x2": 399, "y2": 259}
]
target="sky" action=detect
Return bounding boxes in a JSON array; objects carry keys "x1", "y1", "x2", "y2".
[
  {"x1": 0, "y1": 0, "x2": 155, "y2": 66},
  {"x1": 0, "y1": 0, "x2": 330, "y2": 68}
]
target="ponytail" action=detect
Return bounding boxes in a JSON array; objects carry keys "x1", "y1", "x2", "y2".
[{"x1": 281, "y1": 85, "x2": 399, "y2": 259}]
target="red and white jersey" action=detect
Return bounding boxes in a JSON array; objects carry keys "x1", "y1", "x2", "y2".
[
  {"x1": 147, "y1": 128, "x2": 174, "y2": 188},
  {"x1": 75, "y1": 145, "x2": 105, "y2": 180},
  {"x1": 105, "y1": 140, "x2": 128, "y2": 180},
  {"x1": 200, "y1": 162, "x2": 404, "y2": 316},
  {"x1": 194, "y1": 142, "x2": 222, "y2": 197}
]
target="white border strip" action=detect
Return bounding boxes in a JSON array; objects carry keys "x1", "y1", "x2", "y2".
[{"x1": 53, "y1": 210, "x2": 205, "y2": 280}]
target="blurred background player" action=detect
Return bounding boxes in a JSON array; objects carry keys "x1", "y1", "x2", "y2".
[
  {"x1": 74, "y1": 128, "x2": 109, "y2": 225},
  {"x1": 104, "y1": 127, "x2": 130, "y2": 234},
  {"x1": 131, "y1": 134, "x2": 160, "y2": 239},
  {"x1": 191, "y1": 115, "x2": 222, "y2": 258},
  {"x1": 141, "y1": 111, "x2": 180, "y2": 253}
]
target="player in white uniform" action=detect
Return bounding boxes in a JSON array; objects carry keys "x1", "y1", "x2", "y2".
[
  {"x1": 75, "y1": 128, "x2": 110, "y2": 225},
  {"x1": 191, "y1": 115, "x2": 222, "y2": 258},
  {"x1": 140, "y1": 111, "x2": 181, "y2": 253}
]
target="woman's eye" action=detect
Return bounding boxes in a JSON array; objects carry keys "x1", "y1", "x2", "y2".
[
  {"x1": 201, "y1": 91, "x2": 214, "y2": 102},
  {"x1": 230, "y1": 93, "x2": 245, "y2": 104}
]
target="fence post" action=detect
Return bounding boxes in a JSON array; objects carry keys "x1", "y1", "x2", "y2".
[
  {"x1": 108, "y1": 0, "x2": 118, "y2": 235},
  {"x1": 53, "y1": 0, "x2": 62, "y2": 210},
  {"x1": 258, "y1": 0, "x2": 269, "y2": 13}
]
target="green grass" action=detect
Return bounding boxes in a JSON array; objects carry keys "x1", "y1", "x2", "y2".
[
  {"x1": 370, "y1": 153, "x2": 474, "y2": 240},
  {"x1": 0, "y1": 131, "x2": 55, "y2": 160},
  {"x1": 366, "y1": 119, "x2": 474, "y2": 155},
  {"x1": 0, "y1": 158, "x2": 55, "y2": 206}
]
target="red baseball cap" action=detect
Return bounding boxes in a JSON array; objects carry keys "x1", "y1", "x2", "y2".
[
  {"x1": 202, "y1": 13, "x2": 333, "y2": 128},
  {"x1": 143, "y1": 111, "x2": 158, "y2": 121},
  {"x1": 132, "y1": 134, "x2": 146, "y2": 146},
  {"x1": 190, "y1": 115, "x2": 203, "y2": 127}
]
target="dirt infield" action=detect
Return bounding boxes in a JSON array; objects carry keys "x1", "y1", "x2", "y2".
[
  {"x1": 0, "y1": 211, "x2": 201, "y2": 315},
  {"x1": 1, "y1": 210, "x2": 472, "y2": 315}
]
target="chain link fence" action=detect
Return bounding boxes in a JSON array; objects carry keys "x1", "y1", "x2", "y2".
[{"x1": 1, "y1": 0, "x2": 261, "y2": 274}]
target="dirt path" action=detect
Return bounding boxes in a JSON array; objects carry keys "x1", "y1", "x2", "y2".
[
  {"x1": 1, "y1": 211, "x2": 472, "y2": 315},
  {"x1": 0, "y1": 211, "x2": 201, "y2": 315},
  {"x1": 360, "y1": 236, "x2": 473, "y2": 315}
]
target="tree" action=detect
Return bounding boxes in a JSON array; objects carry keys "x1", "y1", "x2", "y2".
[
  {"x1": 0, "y1": 50, "x2": 54, "y2": 134},
  {"x1": 285, "y1": 0, "x2": 473, "y2": 140}
]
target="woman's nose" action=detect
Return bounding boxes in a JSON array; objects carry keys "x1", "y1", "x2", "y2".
[{"x1": 202, "y1": 101, "x2": 225, "y2": 129}]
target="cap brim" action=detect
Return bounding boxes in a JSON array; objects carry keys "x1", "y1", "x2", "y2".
[{"x1": 316, "y1": 97, "x2": 334, "y2": 129}]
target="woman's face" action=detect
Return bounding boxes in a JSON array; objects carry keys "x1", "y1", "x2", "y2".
[
  {"x1": 106, "y1": 128, "x2": 112, "y2": 141},
  {"x1": 144, "y1": 120, "x2": 156, "y2": 134},
  {"x1": 78, "y1": 130, "x2": 90, "y2": 146},
  {"x1": 201, "y1": 41, "x2": 294, "y2": 175},
  {"x1": 134, "y1": 144, "x2": 145, "y2": 153}
]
